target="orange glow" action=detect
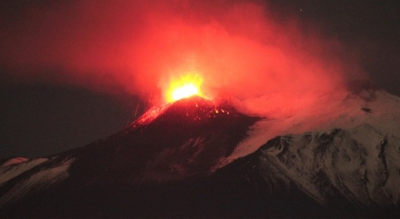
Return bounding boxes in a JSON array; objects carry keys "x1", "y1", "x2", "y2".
[{"x1": 166, "y1": 74, "x2": 204, "y2": 102}]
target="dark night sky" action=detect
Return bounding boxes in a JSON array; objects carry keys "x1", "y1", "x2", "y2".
[
  {"x1": 1, "y1": 0, "x2": 399, "y2": 158},
  {"x1": 0, "y1": 78, "x2": 144, "y2": 158}
]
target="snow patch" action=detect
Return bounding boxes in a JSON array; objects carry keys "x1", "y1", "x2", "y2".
[
  {"x1": 0, "y1": 157, "x2": 74, "y2": 207},
  {"x1": 1, "y1": 157, "x2": 28, "y2": 167},
  {"x1": 0, "y1": 158, "x2": 48, "y2": 185}
]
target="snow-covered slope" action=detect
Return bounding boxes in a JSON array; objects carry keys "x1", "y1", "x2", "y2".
[
  {"x1": 1, "y1": 81, "x2": 400, "y2": 217},
  {"x1": 231, "y1": 81, "x2": 400, "y2": 160},
  {"x1": 260, "y1": 124, "x2": 400, "y2": 207}
]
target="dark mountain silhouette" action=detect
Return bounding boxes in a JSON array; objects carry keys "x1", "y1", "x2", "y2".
[{"x1": 1, "y1": 84, "x2": 400, "y2": 218}]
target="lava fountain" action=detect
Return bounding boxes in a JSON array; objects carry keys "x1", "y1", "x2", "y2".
[{"x1": 165, "y1": 73, "x2": 206, "y2": 103}]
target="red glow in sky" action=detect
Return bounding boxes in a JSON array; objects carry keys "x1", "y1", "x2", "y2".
[{"x1": 0, "y1": 0, "x2": 365, "y2": 115}]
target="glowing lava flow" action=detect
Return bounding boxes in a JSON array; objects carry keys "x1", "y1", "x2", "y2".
[{"x1": 166, "y1": 74, "x2": 204, "y2": 102}]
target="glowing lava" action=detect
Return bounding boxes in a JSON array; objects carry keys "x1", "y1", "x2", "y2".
[
  {"x1": 171, "y1": 84, "x2": 199, "y2": 100},
  {"x1": 166, "y1": 74, "x2": 204, "y2": 102}
]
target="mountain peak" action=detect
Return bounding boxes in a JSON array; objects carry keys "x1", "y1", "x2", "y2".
[{"x1": 0, "y1": 96, "x2": 261, "y2": 204}]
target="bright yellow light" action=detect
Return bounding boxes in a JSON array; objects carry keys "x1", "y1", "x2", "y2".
[
  {"x1": 166, "y1": 74, "x2": 203, "y2": 102},
  {"x1": 171, "y1": 84, "x2": 199, "y2": 101}
]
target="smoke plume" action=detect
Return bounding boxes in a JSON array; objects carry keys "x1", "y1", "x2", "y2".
[{"x1": 0, "y1": 0, "x2": 365, "y2": 116}]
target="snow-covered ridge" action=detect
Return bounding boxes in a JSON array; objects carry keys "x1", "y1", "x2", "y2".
[
  {"x1": 260, "y1": 123, "x2": 400, "y2": 207},
  {"x1": 230, "y1": 84, "x2": 400, "y2": 160},
  {"x1": 224, "y1": 82, "x2": 400, "y2": 208}
]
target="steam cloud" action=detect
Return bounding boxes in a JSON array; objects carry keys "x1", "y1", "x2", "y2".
[{"x1": 0, "y1": 0, "x2": 366, "y2": 116}]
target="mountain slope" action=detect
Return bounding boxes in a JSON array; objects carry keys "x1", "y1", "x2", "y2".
[
  {"x1": 260, "y1": 124, "x2": 400, "y2": 208},
  {"x1": 0, "y1": 96, "x2": 260, "y2": 217},
  {"x1": 2, "y1": 83, "x2": 400, "y2": 217}
]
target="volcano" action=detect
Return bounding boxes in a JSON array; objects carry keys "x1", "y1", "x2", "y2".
[{"x1": 1, "y1": 82, "x2": 400, "y2": 218}]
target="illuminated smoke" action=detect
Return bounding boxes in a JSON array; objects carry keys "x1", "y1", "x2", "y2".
[{"x1": 0, "y1": 0, "x2": 366, "y2": 116}]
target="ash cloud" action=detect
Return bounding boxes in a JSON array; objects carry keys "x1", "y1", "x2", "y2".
[{"x1": 0, "y1": 0, "x2": 366, "y2": 114}]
